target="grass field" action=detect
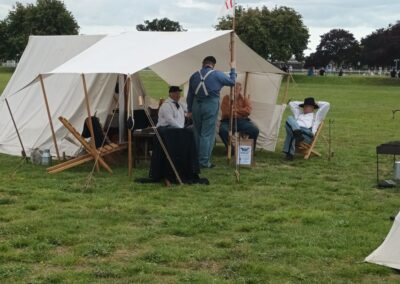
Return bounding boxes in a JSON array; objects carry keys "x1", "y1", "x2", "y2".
[{"x1": 1, "y1": 68, "x2": 400, "y2": 283}]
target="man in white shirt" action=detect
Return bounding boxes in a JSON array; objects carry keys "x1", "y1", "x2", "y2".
[
  {"x1": 283, "y1": 97, "x2": 330, "y2": 160},
  {"x1": 157, "y1": 86, "x2": 186, "y2": 128}
]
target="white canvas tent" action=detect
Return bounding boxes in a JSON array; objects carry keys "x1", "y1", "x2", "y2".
[
  {"x1": 365, "y1": 212, "x2": 400, "y2": 270},
  {"x1": 0, "y1": 31, "x2": 286, "y2": 158}
]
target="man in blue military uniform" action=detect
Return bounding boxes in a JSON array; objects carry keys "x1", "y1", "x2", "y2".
[{"x1": 187, "y1": 56, "x2": 236, "y2": 168}]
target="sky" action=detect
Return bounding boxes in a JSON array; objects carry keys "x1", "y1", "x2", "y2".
[{"x1": 0, "y1": 0, "x2": 399, "y2": 56}]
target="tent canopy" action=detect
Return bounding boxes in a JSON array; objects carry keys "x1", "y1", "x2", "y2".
[
  {"x1": 0, "y1": 31, "x2": 286, "y2": 157},
  {"x1": 48, "y1": 31, "x2": 284, "y2": 84}
]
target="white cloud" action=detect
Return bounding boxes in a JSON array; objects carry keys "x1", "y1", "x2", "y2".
[{"x1": 176, "y1": 0, "x2": 217, "y2": 10}]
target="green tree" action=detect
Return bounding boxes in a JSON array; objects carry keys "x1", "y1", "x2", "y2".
[
  {"x1": 313, "y1": 29, "x2": 360, "y2": 67},
  {"x1": 0, "y1": 0, "x2": 79, "y2": 61},
  {"x1": 216, "y1": 6, "x2": 309, "y2": 62},
  {"x1": 0, "y1": 21, "x2": 8, "y2": 61},
  {"x1": 361, "y1": 22, "x2": 400, "y2": 67},
  {"x1": 136, "y1": 18, "x2": 185, "y2": 32}
]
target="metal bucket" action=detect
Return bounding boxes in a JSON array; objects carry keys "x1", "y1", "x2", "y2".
[{"x1": 394, "y1": 161, "x2": 400, "y2": 180}]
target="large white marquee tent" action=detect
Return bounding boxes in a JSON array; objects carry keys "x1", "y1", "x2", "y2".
[{"x1": 0, "y1": 31, "x2": 286, "y2": 158}]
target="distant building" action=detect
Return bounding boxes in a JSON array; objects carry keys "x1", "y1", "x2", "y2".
[{"x1": 1, "y1": 60, "x2": 17, "y2": 68}]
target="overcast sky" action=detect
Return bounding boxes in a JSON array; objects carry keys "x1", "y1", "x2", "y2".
[{"x1": 0, "y1": 0, "x2": 399, "y2": 55}]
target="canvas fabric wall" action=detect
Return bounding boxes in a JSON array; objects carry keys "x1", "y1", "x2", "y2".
[
  {"x1": 0, "y1": 35, "x2": 117, "y2": 157},
  {"x1": 365, "y1": 212, "x2": 400, "y2": 269},
  {"x1": 0, "y1": 32, "x2": 285, "y2": 157}
]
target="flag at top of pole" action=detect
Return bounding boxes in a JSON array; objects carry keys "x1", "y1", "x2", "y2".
[{"x1": 218, "y1": 0, "x2": 235, "y2": 19}]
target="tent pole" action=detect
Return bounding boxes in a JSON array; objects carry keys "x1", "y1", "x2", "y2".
[
  {"x1": 39, "y1": 74, "x2": 61, "y2": 161},
  {"x1": 227, "y1": 1, "x2": 237, "y2": 162},
  {"x1": 81, "y1": 73, "x2": 99, "y2": 172},
  {"x1": 243, "y1": 72, "x2": 249, "y2": 98},
  {"x1": 5, "y1": 98, "x2": 27, "y2": 159},
  {"x1": 127, "y1": 76, "x2": 133, "y2": 177},
  {"x1": 281, "y1": 74, "x2": 290, "y2": 104}
]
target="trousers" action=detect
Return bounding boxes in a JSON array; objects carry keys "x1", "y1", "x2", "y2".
[
  {"x1": 283, "y1": 116, "x2": 313, "y2": 155},
  {"x1": 219, "y1": 118, "x2": 259, "y2": 149},
  {"x1": 192, "y1": 96, "x2": 220, "y2": 167}
]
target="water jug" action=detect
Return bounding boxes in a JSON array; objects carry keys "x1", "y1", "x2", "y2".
[{"x1": 41, "y1": 149, "x2": 52, "y2": 166}]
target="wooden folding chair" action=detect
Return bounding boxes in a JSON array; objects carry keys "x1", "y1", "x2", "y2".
[
  {"x1": 296, "y1": 121, "x2": 324, "y2": 160},
  {"x1": 47, "y1": 116, "x2": 127, "y2": 174}
]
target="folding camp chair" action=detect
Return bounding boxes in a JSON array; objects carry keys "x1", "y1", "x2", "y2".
[
  {"x1": 47, "y1": 116, "x2": 127, "y2": 174},
  {"x1": 296, "y1": 121, "x2": 324, "y2": 160}
]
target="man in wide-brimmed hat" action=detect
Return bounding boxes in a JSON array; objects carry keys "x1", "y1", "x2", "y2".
[{"x1": 283, "y1": 97, "x2": 330, "y2": 160}]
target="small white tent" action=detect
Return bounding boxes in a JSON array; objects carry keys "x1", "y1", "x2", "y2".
[
  {"x1": 0, "y1": 31, "x2": 285, "y2": 157},
  {"x1": 365, "y1": 212, "x2": 400, "y2": 270}
]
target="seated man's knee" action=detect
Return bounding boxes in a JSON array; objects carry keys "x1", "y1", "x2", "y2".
[
  {"x1": 247, "y1": 126, "x2": 259, "y2": 138},
  {"x1": 219, "y1": 123, "x2": 228, "y2": 135}
]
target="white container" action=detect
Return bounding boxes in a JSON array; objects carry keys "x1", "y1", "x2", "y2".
[
  {"x1": 41, "y1": 149, "x2": 52, "y2": 166},
  {"x1": 394, "y1": 161, "x2": 400, "y2": 180}
]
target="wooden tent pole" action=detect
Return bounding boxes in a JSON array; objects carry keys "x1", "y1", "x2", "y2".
[
  {"x1": 243, "y1": 72, "x2": 249, "y2": 98},
  {"x1": 227, "y1": 1, "x2": 237, "y2": 162},
  {"x1": 39, "y1": 74, "x2": 61, "y2": 160},
  {"x1": 281, "y1": 74, "x2": 290, "y2": 104},
  {"x1": 5, "y1": 98, "x2": 27, "y2": 158},
  {"x1": 81, "y1": 73, "x2": 99, "y2": 172},
  {"x1": 127, "y1": 76, "x2": 133, "y2": 177}
]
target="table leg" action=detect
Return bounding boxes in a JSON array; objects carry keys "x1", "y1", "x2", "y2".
[
  {"x1": 145, "y1": 139, "x2": 148, "y2": 162},
  {"x1": 377, "y1": 153, "x2": 380, "y2": 186}
]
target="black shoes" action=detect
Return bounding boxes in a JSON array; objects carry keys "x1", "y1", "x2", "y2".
[{"x1": 285, "y1": 153, "x2": 294, "y2": 161}]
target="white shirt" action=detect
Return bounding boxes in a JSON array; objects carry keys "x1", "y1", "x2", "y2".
[
  {"x1": 289, "y1": 101, "x2": 330, "y2": 134},
  {"x1": 157, "y1": 97, "x2": 186, "y2": 128}
]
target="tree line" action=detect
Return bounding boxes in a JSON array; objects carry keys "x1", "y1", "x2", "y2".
[
  {"x1": 0, "y1": 0, "x2": 79, "y2": 61},
  {"x1": 0, "y1": 0, "x2": 399, "y2": 70},
  {"x1": 305, "y1": 24, "x2": 400, "y2": 69}
]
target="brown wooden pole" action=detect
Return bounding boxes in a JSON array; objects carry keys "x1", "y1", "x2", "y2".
[
  {"x1": 39, "y1": 74, "x2": 61, "y2": 160},
  {"x1": 127, "y1": 76, "x2": 133, "y2": 177},
  {"x1": 5, "y1": 98, "x2": 27, "y2": 158},
  {"x1": 243, "y1": 72, "x2": 249, "y2": 98},
  {"x1": 227, "y1": 4, "x2": 237, "y2": 162},
  {"x1": 281, "y1": 74, "x2": 290, "y2": 104},
  {"x1": 81, "y1": 73, "x2": 99, "y2": 172}
]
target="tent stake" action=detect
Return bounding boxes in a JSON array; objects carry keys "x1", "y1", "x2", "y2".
[
  {"x1": 81, "y1": 73, "x2": 99, "y2": 172},
  {"x1": 39, "y1": 74, "x2": 61, "y2": 161},
  {"x1": 5, "y1": 98, "x2": 27, "y2": 159}
]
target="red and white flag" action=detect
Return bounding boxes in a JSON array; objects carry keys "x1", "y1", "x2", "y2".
[{"x1": 218, "y1": 0, "x2": 235, "y2": 19}]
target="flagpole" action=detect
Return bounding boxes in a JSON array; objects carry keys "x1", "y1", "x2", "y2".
[{"x1": 227, "y1": 0, "x2": 236, "y2": 162}]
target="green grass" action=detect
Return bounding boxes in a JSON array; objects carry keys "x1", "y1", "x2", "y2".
[
  {"x1": 0, "y1": 67, "x2": 14, "y2": 94},
  {"x1": 1, "y1": 69, "x2": 400, "y2": 282}
]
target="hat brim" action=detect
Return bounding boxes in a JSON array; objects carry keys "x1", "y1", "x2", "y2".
[
  {"x1": 169, "y1": 88, "x2": 183, "y2": 93},
  {"x1": 299, "y1": 103, "x2": 319, "y2": 109}
]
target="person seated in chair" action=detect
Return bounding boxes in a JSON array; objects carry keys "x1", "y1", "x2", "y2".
[
  {"x1": 82, "y1": 116, "x2": 111, "y2": 148},
  {"x1": 219, "y1": 83, "x2": 259, "y2": 152},
  {"x1": 283, "y1": 97, "x2": 330, "y2": 161},
  {"x1": 157, "y1": 86, "x2": 186, "y2": 128}
]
